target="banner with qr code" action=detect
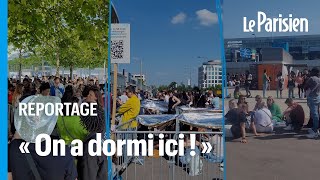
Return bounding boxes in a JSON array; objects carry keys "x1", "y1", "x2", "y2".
[{"x1": 111, "y1": 23, "x2": 130, "y2": 64}]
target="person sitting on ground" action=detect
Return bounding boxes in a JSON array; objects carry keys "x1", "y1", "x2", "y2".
[
  {"x1": 253, "y1": 95, "x2": 263, "y2": 112},
  {"x1": 253, "y1": 102, "x2": 274, "y2": 133},
  {"x1": 225, "y1": 99, "x2": 239, "y2": 125},
  {"x1": 283, "y1": 98, "x2": 305, "y2": 131},
  {"x1": 237, "y1": 95, "x2": 247, "y2": 106},
  {"x1": 226, "y1": 100, "x2": 248, "y2": 143},
  {"x1": 267, "y1": 96, "x2": 282, "y2": 123},
  {"x1": 237, "y1": 95, "x2": 248, "y2": 113}
]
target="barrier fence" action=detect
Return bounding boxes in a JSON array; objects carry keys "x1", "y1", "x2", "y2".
[{"x1": 112, "y1": 119, "x2": 224, "y2": 180}]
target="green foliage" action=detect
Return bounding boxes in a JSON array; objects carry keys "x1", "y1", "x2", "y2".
[
  {"x1": 8, "y1": 0, "x2": 109, "y2": 74},
  {"x1": 157, "y1": 82, "x2": 195, "y2": 92},
  {"x1": 206, "y1": 84, "x2": 222, "y2": 91}
]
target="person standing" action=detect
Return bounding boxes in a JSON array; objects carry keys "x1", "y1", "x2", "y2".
[
  {"x1": 118, "y1": 91, "x2": 128, "y2": 104},
  {"x1": 245, "y1": 70, "x2": 252, "y2": 98},
  {"x1": 262, "y1": 69, "x2": 270, "y2": 98},
  {"x1": 39, "y1": 82, "x2": 51, "y2": 96},
  {"x1": 117, "y1": 86, "x2": 141, "y2": 129},
  {"x1": 288, "y1": 72, "x2": 296, "y2": 98},
  {"x1": 302, "y1": 69, "x2": 310, "y2": 98},
  {"x1": 276, "y1": 72, "x2": 284, "y2": 99},
  {"x1": 304, "y1": 68, "x2": 320, "y2": 138},
  {"x1": 50, "y1": 77, "x2": 64, "y2": 98},
  {"x1": 296, "y1": 72, "x2": 304, "y2": 98},
  {"x1": 167, "y1": 91, "x2": 181, "y2": 114}
]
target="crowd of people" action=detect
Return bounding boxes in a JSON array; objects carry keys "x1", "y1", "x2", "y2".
[
  {"x1": 231, "y1": 68, "x2": 314, "y2": 99},
  {"x1": 8, "y1": 75, "x2": 109, "y2": 180},
  {"x1": 226, "y1": 67, "x2": 320, "y2": 143},
  {"x1": 154, "y1": 89, "x2": 221, "y2": 113}
]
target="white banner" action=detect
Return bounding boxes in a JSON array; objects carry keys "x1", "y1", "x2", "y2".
[{"x1": 111, "y1": 23, "x2": 130, "y2": 64}]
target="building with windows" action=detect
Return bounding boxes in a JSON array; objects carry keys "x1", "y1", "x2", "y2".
[
  {"x1": 225, "y1": 35, "x2": 320, "y2": 62},
  {"x1": 198, "y1": 60, "x2": 222, "y2": 88}
]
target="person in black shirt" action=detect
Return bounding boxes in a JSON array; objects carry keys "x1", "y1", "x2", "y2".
[
  {"x1": 244, "y1": 71, "x2": 252, "y2": 97},
  {"x1": 167, "y1": 91, "x2": 181, "y2": 114},
  {"x1": 8, "y1": 134, "x2": 77, "y2": 180},
  {"x1": 225, "y1": 100, "x2": 247, "y2": 142}
]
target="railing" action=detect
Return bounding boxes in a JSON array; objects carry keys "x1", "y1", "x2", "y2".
[{"x1": 112, "y1": 119, "x2": 224, "y2": 180}]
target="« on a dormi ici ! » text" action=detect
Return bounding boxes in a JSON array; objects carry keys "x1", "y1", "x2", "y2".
[{"x1": 19, "y1": 133, "x2": 213, "y2": 157}]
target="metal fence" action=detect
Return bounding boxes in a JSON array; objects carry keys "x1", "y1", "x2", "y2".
[{"x1": 112, "y1": 119, "x2": 224, "y2": 180}]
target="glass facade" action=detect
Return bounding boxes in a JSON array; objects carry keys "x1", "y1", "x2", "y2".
[{"x1": 225, "y1": 35, "x2": 320, "y2": 62}]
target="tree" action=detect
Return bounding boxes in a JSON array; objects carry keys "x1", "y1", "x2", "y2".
[
  {"x1": 168, "y1": 82, "x2": 177, "y2": 90},
  {"x1": 9, "y1": 0, "x2": 109, "y2": 78}
]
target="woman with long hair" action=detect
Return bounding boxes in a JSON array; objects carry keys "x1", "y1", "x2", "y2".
[{"x1": 12, "y1": 84, "x2": 23, "y2": 108}]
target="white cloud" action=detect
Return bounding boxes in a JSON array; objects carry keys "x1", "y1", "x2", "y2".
[
  {"x1": 171, "y1": 12, "x2": 187, "y2": 24},
  {"x1": 196, "y1": 9, "x2": 218, "y2": 26}
]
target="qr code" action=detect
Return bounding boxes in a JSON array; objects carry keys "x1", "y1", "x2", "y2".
[{"x1": 111, "y1": 40, "x2": 124, "y2": 59}]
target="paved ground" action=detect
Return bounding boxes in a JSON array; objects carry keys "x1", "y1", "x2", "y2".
[{"x1": 226, "y1": 89, "x2": 320, "y2": 180}]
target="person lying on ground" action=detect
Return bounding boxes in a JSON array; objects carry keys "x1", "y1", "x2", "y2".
[
  {"x1": 253, "y1": 102, "x2": 274, "y2": 133},
  {"x1": 283, "y1": 98, "x2": 305, "y2": 131},
  {"x1": 267, "y1": 96, "x2": 283, "y2": 122}
]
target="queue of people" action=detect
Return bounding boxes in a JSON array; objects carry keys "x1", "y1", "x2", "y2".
[
  {"x1": 8, "y1": 75, "x2": 107, "y2": 180},
  {"x1": 155, "y1": 89, "x2": 221, "y2": 113},
  {"x1": 230, "y1": 69, "x2": 314, "y2": 100}
]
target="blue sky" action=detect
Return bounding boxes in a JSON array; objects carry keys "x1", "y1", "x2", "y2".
[
  {"x1": 223, "y1": 0, "x2": 320, "y2": 38},
  {"x1": 112, "y1": 0, "x2": 222, "y2": 86}
]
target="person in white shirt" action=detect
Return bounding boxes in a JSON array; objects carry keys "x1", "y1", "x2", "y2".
[
  {"x1": 164, "y1": 92, "x2": 170, "y2": 103},
  {"x1": 253, "y1": 102, "x2": 274, "y2": 133},
  {"x1": 119, "y1": 91, "x2": 128, "y2": 104}
]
